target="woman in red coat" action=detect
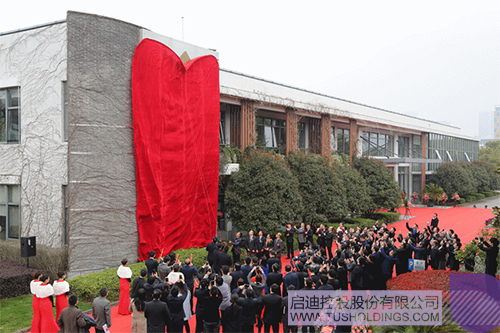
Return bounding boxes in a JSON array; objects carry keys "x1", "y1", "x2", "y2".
[
  {"x1": 52, "y1": 271, "x2": 70, "y2": 321},
  {"x1": 35, "y1": 275, "x2": 60, "y2": 333},
  {"x1": 30, "y1": 272, "x2": 42, "y2": 333},
  {"x1": 117, "y1": 258, "x2": 133, "y2": 315}
]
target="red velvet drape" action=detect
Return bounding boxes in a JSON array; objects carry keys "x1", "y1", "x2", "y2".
[{"x1": 132, "y1": 39, "x2": 220, "y2": 260}]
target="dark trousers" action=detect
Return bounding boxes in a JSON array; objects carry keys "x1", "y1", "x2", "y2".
[
  {"x1": 241, "y1": 323, "x2": 254, "y2": 333},
  {"x1": 264, "y1": 322, "x2": 279, "y2": 333},
  {"x1": 203, "y1": 321, "x2": 220, "y2": 333},
  {"x1": 195, "y1": 316, "x2": 204, "y2": 333},
  {"x1": 298, "y1": 242, "x2": 305, "y2": 251},
  {"x1": 183, "y1": 320, "x2": 190, "y2": 333},
  {"x1": 326, "y1": 246, "x2": 333, "y2": 259},
  {"x1": 168, "y1": 320, "x2": 183, "y2": 333},
  {"x1": 232, "y1": 251, "x2": 240, "y2": 265},
  {"x1": 287, "y1": 242, "x2": 294, "y2": 258}
]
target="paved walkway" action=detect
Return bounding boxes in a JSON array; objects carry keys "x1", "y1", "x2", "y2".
[{"x1": 458, "y1": 195, "x2": 500, "y2": 208}]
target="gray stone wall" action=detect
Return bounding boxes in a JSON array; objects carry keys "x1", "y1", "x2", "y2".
[{"x1": 66, "y1": 12, "x2": 140, "y2": 276}]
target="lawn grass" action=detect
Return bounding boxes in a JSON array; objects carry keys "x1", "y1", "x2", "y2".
[{"x1": 0, "y1": 294, "x2": 92, "y2": 333}]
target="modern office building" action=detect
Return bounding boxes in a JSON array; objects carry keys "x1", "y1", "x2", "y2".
[
  {"x1": 495, "y1": 105, "x2": 500, "y2": 139},
  {"x1": 479, "y1": 111, "x2": 494, "y2": 139},
  {"x1": 0, "y1": 12, "x2": 479, "y2": 275}
]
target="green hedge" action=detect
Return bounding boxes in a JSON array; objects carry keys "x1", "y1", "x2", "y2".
[
  {"x1": 365, "y1": 212, "x2": 401, "y2": 224},
  {"x1": 68, "y1": 247, "x2": 208, "y2": 302},
  {"x1": 481, "y1": 191, "x2": 499, "y2": 198}
]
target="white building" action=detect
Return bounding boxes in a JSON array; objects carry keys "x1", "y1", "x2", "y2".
[{"x1": 0, "y1": 12, "x2": 479, "y2": 275}]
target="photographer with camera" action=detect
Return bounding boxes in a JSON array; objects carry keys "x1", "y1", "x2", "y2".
[{"x1": 477, "y1": 237, "x2": 499, "y2": 277}]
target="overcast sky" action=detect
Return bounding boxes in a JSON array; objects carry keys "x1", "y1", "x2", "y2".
[{"x1": 2, "y1": 1, "x2": 499, "y2": 138}]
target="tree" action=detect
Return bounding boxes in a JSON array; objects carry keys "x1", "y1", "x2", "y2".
[
  {"x1": 333, "y1": 162, "x2": 373, "y2": 215},
  {"x1": 225, "y1": 150, "x2": 303, "y2": 231},
  {"x1": 470, "y1": 160, "x2": 500, "y2": 191},
  {"x1": 479, "y1": 141, "x2": 500, "y2": 164},
  {"x1": 429, "y1": 162, "x2": 477, "y2": 197},
  {"x1": 286, "y1": 153, "x2": 347, "y2": 223},
  {"x1": 352, "y1": 157, "x2": 400, "y2": 211}
]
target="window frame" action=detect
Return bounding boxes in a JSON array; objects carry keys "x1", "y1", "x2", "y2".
[
  {"x1": 0, "y1": 184, "x2": 20, "y2": 240},
  {"x1": 0, "y1": 87, "x2": 21, "y2": 144}
]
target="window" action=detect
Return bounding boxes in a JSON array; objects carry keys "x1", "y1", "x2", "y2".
[
  {"x1": 0, "y1": 87, "x2": 20, "y2": 143},
  {"x1": 398, "y1": 136, "x2": 410, "y2": 158},
  {"x1": 298, "y1": 122, "x2": 306, "y2": 151},
  {"x1": 220, "y1": 109, "x2": 226, "y2": 146},
  {"x1": 330, "y1": 126, "x2": 336, "y2": 153},
  {"x1": 337, "y1": 128, "x2": 350, "y2": 156},
  {"x1": 256, "y1": 116, "x2": 286, "y2": 155},
  {"x1": 0, "y1": 185, "x2": 20, "y2": 240},
  {"x1": 62, "y1": 82, "x2": 68, "y2": 142},
  {"x1": 361, "y1": 132, "x2": 394, "y2": 156},
  {"x1": 62, "y1": 185, "x2": 68, "y2": 245}
]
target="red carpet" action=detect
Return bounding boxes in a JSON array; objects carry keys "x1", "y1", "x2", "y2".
[
  {"x1": 389, "y1": 206, "x2": 495, "y2": 246},
  {"x1": 79, "y1": 207, "x2": 495, "y2": 332}
]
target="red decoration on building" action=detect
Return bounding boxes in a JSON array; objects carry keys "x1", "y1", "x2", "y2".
[{"x1": 132, "y1": 39, "x2": 220, "y2": 260}]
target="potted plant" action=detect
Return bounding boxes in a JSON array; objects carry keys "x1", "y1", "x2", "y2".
[
  {"x1": 423, "y1": 183, "x2": 444, "y2": 207},
  {"x1": 411, "y1": 191, "x2": 419, "y2": 203},
  {"x1": 452, "y1": 193, "x2": 460, "y2": 207}
]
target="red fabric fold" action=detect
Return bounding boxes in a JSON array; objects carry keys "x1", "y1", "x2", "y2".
[{"x1": 132, "y1": 39, "x2": 220, "y2": 260}]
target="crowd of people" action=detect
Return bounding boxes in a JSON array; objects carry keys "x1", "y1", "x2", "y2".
[{"x1": 29, "y1": 216, "x2": 499, "y2": 333}]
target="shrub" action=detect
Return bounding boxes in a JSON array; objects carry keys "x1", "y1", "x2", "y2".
[
  {"x1": 471, "y1": 193, "x2": 485, "y2": 200},
  {"x1": 387, "y1": 270, "x2": 473, "y2": 292},
  {"x1": 353, "y1": 157, "x2": 401, "y2": 211},
  {"x1": 365, "y1": 212, "x2": 401, "y2": 224},
  {"x1": 429, "y1": 162, "x2": 477, "y2": 197},
  {"x1": 0, "y1": 260, "x2": 51, "y2": 299},
  {"x1": 69, "y1": 247, "x2": 208, "y2": 302},
  {"x1": 333, "y1": 162, "x2": 373, "y2": 215},
  {"x1": 225, "y1": 150, "x2": 303, "y2": 231},
  {"x1": 286, "y1": 153, "x2": 347, "y2": 222},
  {"x1": 0, "y1": 240, "x2": 68, "y2": 279}
]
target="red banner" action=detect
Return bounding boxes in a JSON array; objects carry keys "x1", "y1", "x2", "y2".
[{"x1": 132, "y1": 39, "x2": 219, "y2": 260}]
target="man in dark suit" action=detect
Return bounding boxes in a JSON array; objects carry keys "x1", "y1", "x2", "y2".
[
  {"x1": 266, "y1": 263, "x2": 283, "y2": 296},
  {"x1": 256, "y1": 230, "x2": 266, "y2": 258},
  {"x1": 131, "y1": 269, "x2": 148, "y2": 298},
  {"x1": 229, "y1": 263, "x2": 245, "y2": 292},
  {"x1": 239, "y1": 288, "x2": 258, "y2": 333},
  {"x1": 430, "y1": 213, "x2": 439, "y2": 229},
  {"x1": 282, "y1": 265, "x2": 299, "y2": 297},
  {"x1": 241, "y1": 257, "x2": 253, "y2": 284},
  {"x1": 145, "y1": 289, "x2": 171, "y2": 333},
  {"x1": 478, "y1": 237, "x2": 499, "y2": 277},
  {"x1": 216, "y1": 245, "x2": 232, "y2": 274},
  {"x1": 206, "y1": 237, "x2": 218, "y2": 266},
  {"x1": 166, "y1": 282, "x2": 188, "y2": 332},
  {"x1": 267, "y1": 251, "x2": 281, "y2": 270},
  {"x1": 180, "y1": 259, "x2": 197, "y2": 313},
  {"x1": 246, "y1": 230, "x2": 257, "y2": 258},
  {"x1": 145, "y1": 251, "x2": 159, "y2": 276},
  {"x1": 282, "y1": 285, "x2": 298, "y2": 333},
  {"x1": 285, "y1": 224, "x2": 296, "y2": 259},
  {"x1": 261, "y1": 284, "x2": 283, "y2": 333},
  {"x1": 306, "y1": 224, "x2": 314, "y2": 245}
]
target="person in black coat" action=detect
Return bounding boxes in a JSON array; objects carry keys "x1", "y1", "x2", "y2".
[
  {"x1": 347, "y1": 256, "x2": 365, "y2": 290},
  {"x1": 194, "y1": 279, "x2": 209, "y2": 333},
  {"x1": 282, "y1": 285, "x2": 298, "y2": 333},
  {"x1": 229, "y1": 263, "x2": 245, "y2": 292},
  {"x1": 394, "y1": 242, "x2": 411, "y2": 276},
  {"x1": 203, "y1": 286, "x2": 223, "y2": 333},
  {"x1": 166, "y1": 282, "x2": 187, "y2": 333},
  {"x1": 239, "y1": 289, "x2": 258, "y2": 333},
  {"x1": 261, "y1": 284, "x2": 283, "y2": 333},
  {"x1": 131, "y1": 269, "x2": 148, "y2": 298},
  {"x1": 221, "y1": 294, "x2": 243, "y2": 333},
  {"x1": 447, "y1": 242, "x2": 461, "y2": 271},
  {"x1": 145, "y1": 251, "x2": 159, "y2": 277},
  {"x1": 256, "y1": 230, "x2": 266, "y2": 258},
  {"x1": 144, "y1": 289, "x2": 171, "y2": 333},
  {"x1": 246, "y1": 230, "x2": 257, "y2": 258},
  {"x1": 285, "y1": 224, "x2": 296, "y2": 259},
  {"x1": 306, "y1": 225, "x2": 314, "y2": 246},
  {"x1": 430, "y1": 213, "x2": 439, "y2": 229},
  {"x1": 336, "y1": 259, "x2": 348, "y2": 290},
  {"x1": 325, "y1": 227, "x2": 334, "y2": 259},
  {"x1": 266, "y1": 263, "x2": 283, "y2": 296},
  {"x1": 478, "y1": 237, "x2": 499, "y2": 277},
  {"x1": 215, "y1": 245, "x2": 232, "y2": 275},
  {"x1": 206, "y1": 237, "x2": 218, "y2": 267}
]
